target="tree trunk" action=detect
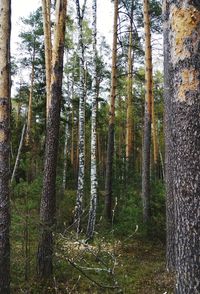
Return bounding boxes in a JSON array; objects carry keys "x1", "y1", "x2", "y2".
[
  {"x1": 37, "y1": 0, "x2": 67, "y2": 279},
  {"x1": 126, "y1": 26, "x2": 134, "y2": 163},
  {"x1": 26, "y1": 45, "x2": 35, "y2": 145},
  {"x1": 105, "y1": 0, "x2": 118, "y2": 221},
  {"x1": 0, "y1": 0, "x2": 11, "y2": 292},
  {"x1": 164, "y1": 1, "x2": 200, "y2": 291},
  {"x1": 141, "y1": 0, "x2": 152, "y2": 224},
  {"x1": 11, "y1": 123, "x2": 26, "y2": 184},
  {"x1": 42, "y1": 0, "x2": 52, "y2": 119},
  {"x1": 163, "y1": 0, "x2": 175, "y2": 272},
  {"x1": 151, "y1": 90, "x2": 158, "y2": 166},
  {"x1": 86, "y1": 0, "x2": 98, "y2": 239},
  {"x1": 74, "y1": 0, "x2": 87, "y2": 234}
]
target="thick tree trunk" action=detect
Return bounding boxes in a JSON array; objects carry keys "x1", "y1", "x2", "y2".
[
  {"x1": 163, "y1": 0, "x2": 175, "y2": 272},
  {"x1": 105, "y1": 0, "x2": 118, "y2": 221},
  {"x1": 164, "y1": 1, "x2": 200, "y2": 292},
  {"x1": 37, "y1": 0, "x2": 67, "y2": 279},
  {"x1": 141, "y1": 0, "x2": 152, "y2": 224},
  {"x1": 86, "y1": 0, "x2": 98, "y2": 239},
  {"x1": 74, "y1": 0, "x2": 87, "y2": 234},
  {"x1": 0, "y1": 0, "x2": 11, "y2": 292},
  {"x1": 42, "y1": 0, "x2": 52, "y2": 119}
]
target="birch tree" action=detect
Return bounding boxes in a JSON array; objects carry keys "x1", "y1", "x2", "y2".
[
  {"x1": 0, "y1": 0, "x2": 11, "y2": 291},
  {"x1": 164, "y1": 0, "x2": 200, "y2": 291},
  {"x1": 105, "y1": 0, "x2": 118, "y2": 221},
  {"x1": 86, "y1": 0, "x2": 98, "y2": 239},
  {"x1": 141, "y1": 0, "x2": 152, "y2": 224},
  {"x1": 37, "y1": 0, "x2": 67, "y2": 278},
  {"x1": 74, "y1": 0, "x2": 87, "y2": 234}
]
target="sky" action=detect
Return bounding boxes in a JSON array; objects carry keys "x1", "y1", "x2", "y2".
[{"x1": 11, "y1": 0, "x2": 114, "y2": 53}]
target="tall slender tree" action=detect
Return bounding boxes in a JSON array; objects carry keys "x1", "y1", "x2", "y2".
[
  {"x1": 74, "y1": 0, "x2": 87, "y2": 234},
  {"x1": 125, "y1": 1, "x2": 134, "y2": 165},
  {"x1": 37, "y1": 0, "x2": 67, "y2": 278},
  {"x1": 42, "y1": 0, "x2": 52, "y2": 119},
  {"x1": 141, "y1": 0, "x2": 152, "y2": 224},
  {"x1": 86, "y1": 0, "x2": 98, "y2": 239},
  {"x1": 105, "y1": 0, "x2": 118, "y2": 220},
  {"x1": 0, "y1": 0, "x2": 11, "y2": 292},
  {"x1": 164, "y1": 0, "x2": 200, "y2": 291}
]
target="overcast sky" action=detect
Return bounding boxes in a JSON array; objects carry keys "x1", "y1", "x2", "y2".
[{"x1": 11, "y1": 0, "x2": 114, "y2": 54}]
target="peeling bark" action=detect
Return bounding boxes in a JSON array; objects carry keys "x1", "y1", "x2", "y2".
[
  {"x1": 164, "y1": 1, "x2": 200, "y2": 291},
  {"x1": 0, "y1": 0, "x2": 11, "y2": 292}
]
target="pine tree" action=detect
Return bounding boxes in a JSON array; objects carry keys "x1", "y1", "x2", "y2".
[
  {"x1": 37, "y1": 0, "x2": 67, "y2": 278},
  {"x1": 141, "y1": 0, "x2": 152, "y2": 224},
  {"x1": 164, "y1": 0, "x2": 200, "y2": 291},
  {"x1": 0, "y1": 0, "x2": 11, "y2": 292},
  {"x1": 105, "y1": 0, "x2": 118, "y2": 221}
]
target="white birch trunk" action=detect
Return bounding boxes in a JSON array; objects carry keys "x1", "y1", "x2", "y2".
[
  {"x1": 11, "y1": 123, "x2": 26, "y2": 184},
  {"x1": 74, "y1": 0, "x2": 87, "y2": 234},
  {"x1": 86, "y1": 0, "x2": 98, "y2": 239}
]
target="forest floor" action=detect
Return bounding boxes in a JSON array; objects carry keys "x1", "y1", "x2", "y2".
[
  {"x1": 11, "y1": 190, "x2": 174, "y2": 293},
  {"x1": 53, "y1": 235, "x2": 174, "y2": 294}
]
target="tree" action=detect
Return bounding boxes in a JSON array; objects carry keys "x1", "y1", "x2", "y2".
[
  {"x1": 141, "y1": 0, "x2": 152, "y2": 224},
  {"x1": 86, "y1": 0, "x2": 98, "y2": 239},
  {"x1": 0, "y1": 0, "x2": 11, "y2": 292},
  {"x1": 74, "y1": 0, "x2": 87, "y2": 234},
  {"x1": 37, "y1": 0, "x2": 67, "y2": 278},
  {"x1": 42, "y1": 0, "x2": 52, "y2": 118},
  {"x1": 164, "y1": 0, "x2": 200, "y2": 291},
  {"x1": 105, "y1": 0, "x2": 118, "y2": 221}
]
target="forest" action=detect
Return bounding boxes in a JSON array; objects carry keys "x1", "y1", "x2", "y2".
[{"x1": 0, "y1": 0, "x2": 199, "y2": 293}]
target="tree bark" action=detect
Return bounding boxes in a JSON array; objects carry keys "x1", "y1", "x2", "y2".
[
  {"x1": 26, "y1": 44, "x2": 35, "y2": 145},
  {"x1": 126, "y1": 25, "x2": 134, "y2": 163},
  {"x1": 42, "y1": 0, "x2": 52, "y2": 119},
  {"x1": 105, "y1": 0, "x2": 118, "y2": 221},
  {"x1": 163, "y1": 0, "x2": 175, "y2": 272},
  {"x1": 86, "y1": 0, "x2": 98, "y2": 239},
  {"x1": 0, "y1": 0, "x2": 11, "y2": 292},
  {"x1": 141, "y1": 0, "x2": 153, "y2": 224},
  {"x1": 165, "y1": 1, "x2": 200, "y2": 292},
  {"x1": 74, "y1": 0, "x2": 87, "y2": 234},
  {"x1": 37, "y1": 0, "x2": 67, "y2": 279},
  {"x1": 11, "y1": 123, "x2": 26, "y2": 184}
]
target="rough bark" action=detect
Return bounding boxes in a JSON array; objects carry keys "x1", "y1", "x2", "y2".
[
  {"x1": 105, "y1": 0, "x2": 118, "y2": 221},
  {"x1": 163, "y1": 0, "x2": 175, "y2": 271},
  {"x1": 141, "y1": 0, "x2": 152, "y2": 224},
  {"x1": 37, "y1": 0, "x2": 67, "y2": 279},
  {"x1": 164, "y1": 1, "x2": 200, "y2": 292},
  {"x1": 42, "y1": 0, "x2": 52, "y2": 119},
  {"x1": 0, "y1": 0, "x2": 11, "y2": 292},
  {"x1": 74, "y1": 0, "x2": 87, "y2": 234},
  {"x1": 86, "y1": 0, "x2": 98, "y2": 239}
]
